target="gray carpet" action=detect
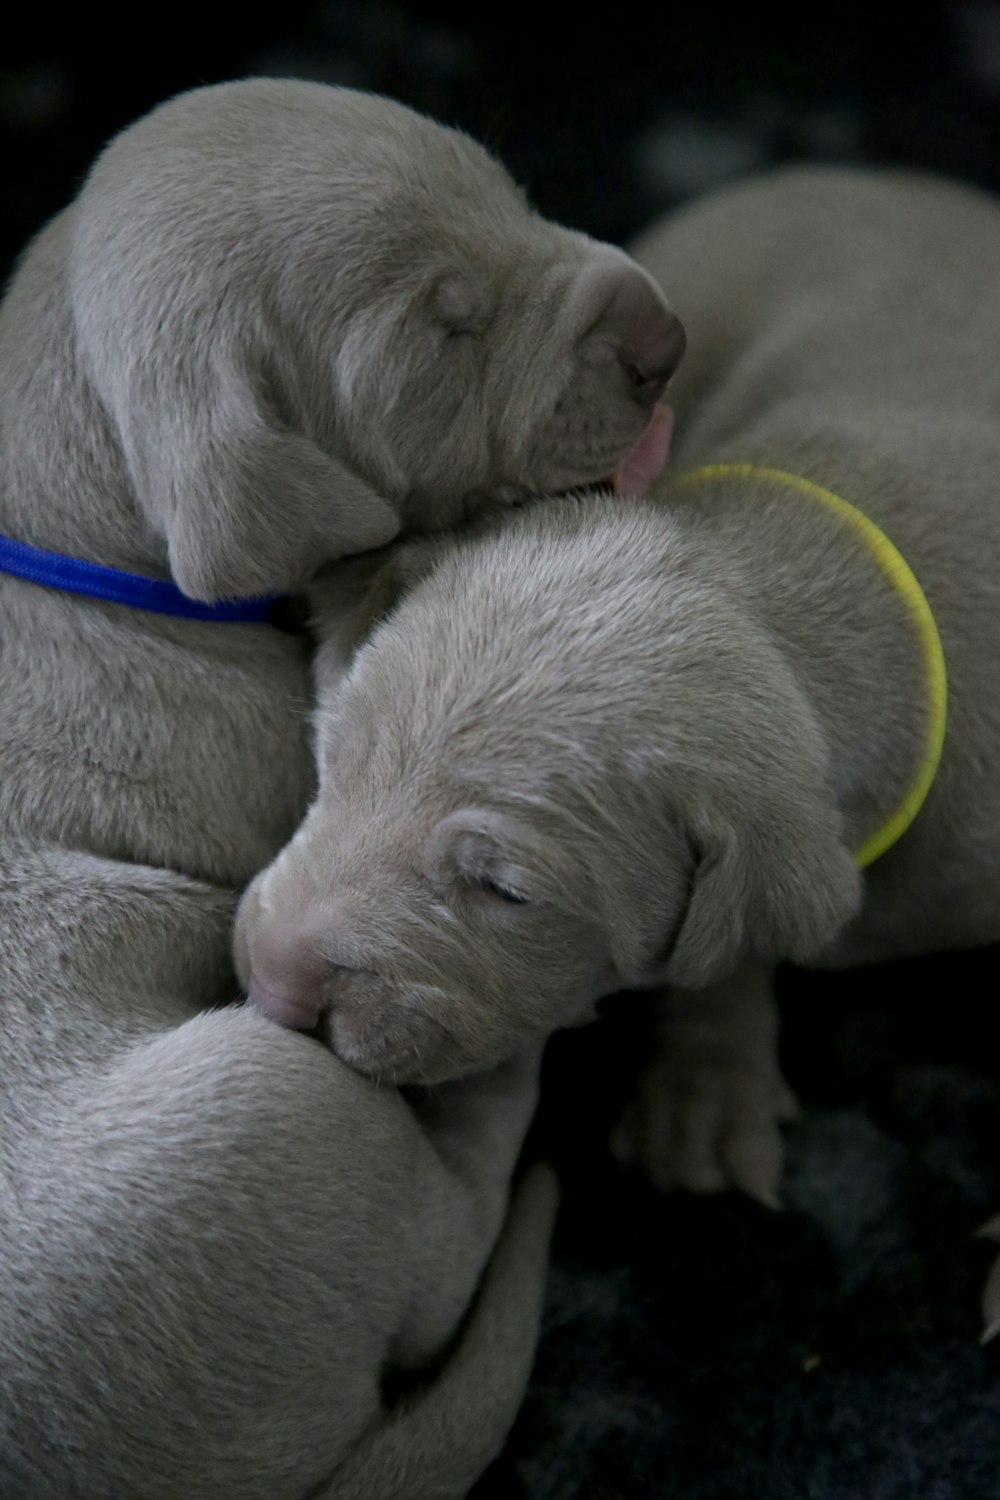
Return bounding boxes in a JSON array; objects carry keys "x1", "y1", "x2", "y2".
[{"x1": 473, "y1": 957, "x2": 1000, "y2": 1497}]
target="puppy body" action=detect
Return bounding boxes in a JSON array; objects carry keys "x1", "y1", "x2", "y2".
[
  {"x1": 1, "y1": 833, "x2": 555, "y2": 1499},
  {"x1": 0, "y1": 74, "x2": 700, "y2": 1495},
  {"x1": 241, "y1": 167, "x2": 1000, "y2": 1322},
  {"x1": 0, "y1": 581, "x2": 557, "y2": 1498}
]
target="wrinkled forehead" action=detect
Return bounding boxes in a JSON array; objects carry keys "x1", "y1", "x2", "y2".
[
  {"x1": 315, "y1": 712, "x2": 591, "y2": 886},
  {"x1": 328, "y1": 626, "x2": 601, "y2": 811},
  {"x1": 377, "y1": 119, "x2": 529, "y2": 228}
]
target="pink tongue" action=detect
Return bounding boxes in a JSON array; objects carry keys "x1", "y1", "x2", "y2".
[{"x1": 609, "y1": 404, "x2": 674, "y2": 497}]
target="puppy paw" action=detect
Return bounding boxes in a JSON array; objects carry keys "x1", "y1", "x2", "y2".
[
  {"x1": 978, "y1": 1215, "x2": 1000, "y2": 1344},
  {"x1": 610, "y1": 1053, "x2": 799, "y2": 1209}
]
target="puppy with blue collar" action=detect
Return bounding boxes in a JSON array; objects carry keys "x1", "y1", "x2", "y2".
[{"x1": 0, "y1": 79, "x2": 684, "y2": 1498}]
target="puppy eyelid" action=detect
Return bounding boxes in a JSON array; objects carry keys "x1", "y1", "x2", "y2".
[
  {"x1": 479, "y1": 876, "x2": 530, "y2": 905},
  {"x1": 432, "y1": 274, "x2": 491, "y2": 336}
]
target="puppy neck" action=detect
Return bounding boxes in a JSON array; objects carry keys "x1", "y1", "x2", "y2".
[{"x1": 661, "y1": 464, "x2": 943, "y2": 865}]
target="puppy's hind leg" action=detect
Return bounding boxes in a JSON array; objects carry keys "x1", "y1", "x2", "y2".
[
  {"x1": 388, "y1": 1045, "x2": 546, "y2": 1368},
  {"x1": 314, "y1": 1048, "x2": 556, "y2": 1498},
  {"x1": 322, "y1": 1162, "x2": 559, "y2": 1500},
  {"x1": 611, "y1": 961, "x2": 798, "y2": 1208},
  {"x1": 1, "y1": 1010, "x2": 406, "y2": 1500}
]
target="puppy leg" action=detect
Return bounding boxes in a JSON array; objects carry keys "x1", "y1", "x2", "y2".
[
  {"x1": 389, "y1": 1046, "x2": 545, "y2": 1367},
  {"x1": 611, "y1": 961, "x2": 798, "y2": 1208},
  {"x1": 3, "y1": 1020, "x2": 541, "y2": 1500}
]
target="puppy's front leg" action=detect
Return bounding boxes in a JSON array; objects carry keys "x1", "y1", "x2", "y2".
[{"x1": 611, "y1": 962, "x2": 798, "y2": 1208}]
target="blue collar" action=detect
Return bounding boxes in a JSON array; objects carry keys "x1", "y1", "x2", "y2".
[{"x1": 0, "y1": 534, "x2": 282, "y2": 624}]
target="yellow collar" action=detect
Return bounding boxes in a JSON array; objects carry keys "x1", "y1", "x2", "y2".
[{"x1": 673, "y1": 463, "x2": 948, "y2": 868}]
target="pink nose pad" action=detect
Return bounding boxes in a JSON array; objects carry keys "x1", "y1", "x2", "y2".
[
  {"x1": 246, "y1": 933, "x2": 327, "y2": 1031},
  {"x1": 247, "y1": 973, "x2": 323, "y2": 1031}
]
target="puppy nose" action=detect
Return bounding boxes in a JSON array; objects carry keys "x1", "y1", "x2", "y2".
[
  {"x1": 247, "y1": 970, "x2": 323, "y2": 1031},
  {"x1": 246, "y1": 929, "x2": 328, "y2": 1031},
  {"x1": 622, "y1": 312, "x2": 687, "y2": 404},
  {"x1": 591, "y1": 269, "x2": 686, "y2": 406}
]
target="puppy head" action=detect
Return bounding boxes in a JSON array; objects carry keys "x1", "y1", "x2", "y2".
[
  {"x1": 235, "y1": 792, "x2": 615, "y2": 1083},
  {"x1": 235, "y1": 498, "x2": 861, "y2": 1083},
  {"x1": 353, "y1": 217, "x2": 687, "y2": 528},
  {"x1": 68, "y1": 80, "x2": 683, "y2": 601}
]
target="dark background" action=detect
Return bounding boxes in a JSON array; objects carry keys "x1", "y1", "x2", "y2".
[
  {"x1": 4, "y1": 5, "x2": 1000, "y2": 1498},
  {"x1": 5, "y1": 3, "x2": 1000, "y2": 274}
]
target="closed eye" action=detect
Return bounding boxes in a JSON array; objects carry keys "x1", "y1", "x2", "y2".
[{"x1": 480, "y1": 877, "x2": 530, "y2": 905}]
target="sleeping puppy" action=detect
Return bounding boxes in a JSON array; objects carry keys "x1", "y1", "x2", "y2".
[
  {"x1": 2, "y1": 843, "x2": 555, "y2": 1498},
  {"x1": 0, "y1": 76, "x2": 685, "y2": 1497},
  {"x1": 20, "y1": 77, "x2": 684, "y2": 603},
  {"x1": 240, "y1": 166, "x2": 1000, "y2": 1338}
]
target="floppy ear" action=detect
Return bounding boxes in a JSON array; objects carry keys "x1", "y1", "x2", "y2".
[
  {"x1": 662, "y1": 796, "x2": 863, "y2": 991},
  {"x1": 114, "y1": 353, "x2": 402, "y2": 602},
  {"x1": 602, "y1": 786, "x2": 861, "y2": 993}
]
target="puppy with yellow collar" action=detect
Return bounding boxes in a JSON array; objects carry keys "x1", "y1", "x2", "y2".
[{"x1": 239, "y1": 166, "x2": 1000, "y2": 1337}]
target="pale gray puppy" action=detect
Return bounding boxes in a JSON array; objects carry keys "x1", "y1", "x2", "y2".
[
  {"x1": 27, "y1": 78, "x2": 682, "y2": 602},
  {"x1": 2, "y1": 844, "x2": 553, "y2": 1499},
  {"x1": 0, "y1": 73, "x2": 687, "y2": 1498},
  {"x1": 240, "y1": 167, "x2": 1000, "y2": 1339}
]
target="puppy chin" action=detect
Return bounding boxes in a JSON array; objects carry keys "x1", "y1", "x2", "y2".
[
  {"x1": 531, "y1": 440, "x2": 637, "y2": 497},
  {"x1": 323, "y1": 1000, "x2": 450, "y2": 1086}
]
